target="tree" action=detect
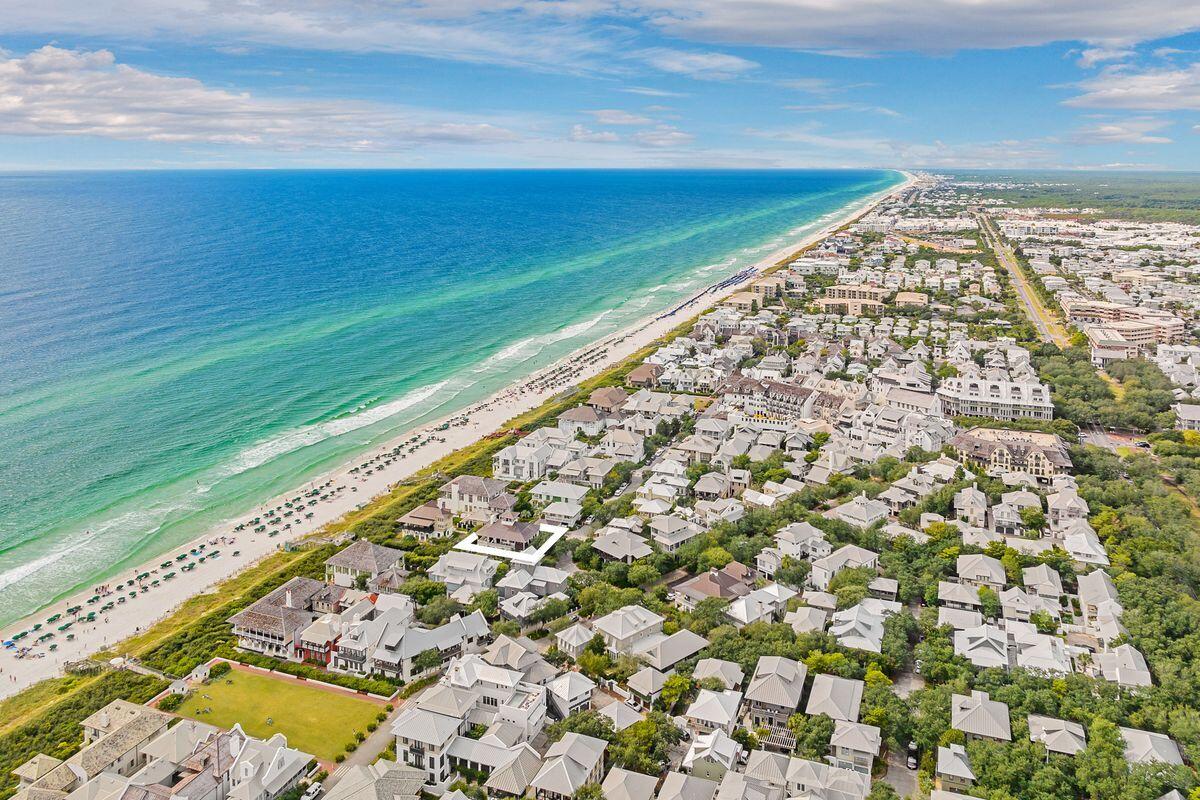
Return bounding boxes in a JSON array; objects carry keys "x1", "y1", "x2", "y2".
[
  {"x1": 414, "y1": 648, "x2": 442, "y2": 673},
  {"x1": 470, "y1": 589, "x2": 498, "y2": 617},
  {"x1": 1029, "y1": 609, "x2": 1057, "y2": 634},
  {"x1": 531, "y1": 597, "x2": 573, "y2": 626},
  {"x1": 417, "y1": 595, "x2": 463, "y2": 626},
  {"x1": 788, "y1": 713, "x2": 834, "y2": 760},
  {"x1": 1076, "y1": 718, "x2": 1129, "y2": 800},
  {"x1": 867, "y1": 783, "x2": 901, "y2": 800},
  {"x1": 978, "y1": 586, "x2": 1001, "y2": 620},
  {"x1": 1020, "y1": 505, "x2": 1047, "y2": 535},
  {"x1": 628, "y1": 562, "x2": 660, "y2": 587},
  {"x1": 612, "y1": 713, "x2": 683, "y2": 774},
  {"x1": 574, "y1": 785, "x2": 604, "y2": 800},
  {"x1": 659, "y1": 673, "x2": 693, "y2": 714},
  {"x1": 700, "y1": 546, "x2": 734, "y2": 570},
  {"x1": 546, "y1": 710, "x2": 616, "y2": 744}
]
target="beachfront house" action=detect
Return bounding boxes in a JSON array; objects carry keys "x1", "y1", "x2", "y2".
[{"x1": 325, "y1": 539, "x2": 406, "y2": 588}]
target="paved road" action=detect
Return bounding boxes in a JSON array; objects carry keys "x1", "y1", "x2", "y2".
[{"x1": 977, "y1": 214, "x2": 1065, "y2": 346}]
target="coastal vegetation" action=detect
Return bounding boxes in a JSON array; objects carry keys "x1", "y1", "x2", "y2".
[{"x1": 0, "y1": 670, "x2": 165, "y2": 800}]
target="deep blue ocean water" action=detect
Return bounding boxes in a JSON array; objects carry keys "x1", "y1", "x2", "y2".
[{"x1": 0, "y1": 169, "x2": 899, "y2": 623}]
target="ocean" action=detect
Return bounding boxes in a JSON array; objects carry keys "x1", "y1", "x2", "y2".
[{"x1": 0, "y1": 168, "x2": 900, "y2": 624}]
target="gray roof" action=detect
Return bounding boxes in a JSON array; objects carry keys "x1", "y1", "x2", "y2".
[
  {"x1": 601, "y1": 767, "x2": 659, "y2": 800},
  {"x1": 693, "y1": 658, "x2": 745, "y2": 690},
  {"x1": 1121, "y1": 727, "x2": 1184, "y2": 765},
  {"x1": 745, "y1": 656, "x2": 807, "y2": 710},
  {"x1": 228, "y1": 576, "x2": 324, "y2": 637},
  {"x1": 656, "y1": 772, "x2": 718, "y2": 800},
  {"x1": 531, "y1": 733, "x2": 607, "y2": 796},
  {"x1": 484, "y1": 745, "x2": 544, "y2": 796},
  {"x1": 805, "y1": 674, "x2": 863, "y2": 722},
  {"x1": 322, "y1": 760, "x2": 425, "y2": 800},
  {"x1": 326, "y1": 540, "x2": 405, "y2": 575},
  {"x1": 1027, "y1": 715, "x2": 1087, "y2": 756},
  {"x1": 951, "y1": 691, "x2": 1011, "y2": 741},
  {"x1": 637, "y1": 629, "x2": 708, "y2": 670}
]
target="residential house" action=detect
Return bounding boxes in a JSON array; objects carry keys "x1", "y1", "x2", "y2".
[
  {"x1": 1027, "y1": 715, "x2": 1087, "y2": 756},
  {"x1": 429, "y1": 552, "x2": 499, "y2": 601},
  {"x1": 682, "y1": 730, "x2": 741, "y2": 782},
  {"x1": 804, "y1": 674, "x2": 864, "y2": 722},
  {"x1": 684, "y1": 690, "x2": 743, "y2": 735},
  {"x1": 936, "y1": 744, "x2": 975, "y2": 793},
  {"x1": 745, "y1": 656, "x2": 808, "y2": 751},
  {"x1": 829, "y1": 721, "x2": 881, "y2": 775},
  {"x1": 593, "y1": 605, "x2": 665, "y2": 655},
  {"x1": 809, "y1": 545, "x2": 879, "y2": 592},
  {"x1": 951, "y1": 691, "x2": 1011, "y2": 742},
  {"x1": 325, "y1": 540, "x2": 406, "y2": 589},
  {"x1": 530, "y1": 734, "x2": 607, "y2": 800},
  {"x1": 957, "y1": 554, "x2": 1006, "y2": 592}
]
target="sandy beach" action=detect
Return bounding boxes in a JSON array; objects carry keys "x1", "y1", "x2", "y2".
[{"x1": 0, "y1": 172, "x2": 912, "y2": 698}]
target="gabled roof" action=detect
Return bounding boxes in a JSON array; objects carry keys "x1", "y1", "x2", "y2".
[
  {"x1": 685, "y1": 689, "x2": 743, "y2": 728},
  {"x1": 326, "y1": 540, "x2": 405, "y2": 575}
]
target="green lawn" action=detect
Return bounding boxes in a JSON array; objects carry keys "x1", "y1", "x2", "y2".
[{"x1": 174, "y1": 668, "x2": 381, "y2": 760}]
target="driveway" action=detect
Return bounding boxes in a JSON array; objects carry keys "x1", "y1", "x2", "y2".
[{"x1": 882, "y1": 747, "x2": 918, "y2": 799}]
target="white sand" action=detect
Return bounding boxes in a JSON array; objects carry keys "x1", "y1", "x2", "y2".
[{"x1": 0, "y1": 173, "x2": 912, "y2": 697}]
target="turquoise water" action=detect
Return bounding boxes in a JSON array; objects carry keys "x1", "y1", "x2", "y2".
[{"x1": 0, "y1": 169, "x2": 900, "y2": 624}]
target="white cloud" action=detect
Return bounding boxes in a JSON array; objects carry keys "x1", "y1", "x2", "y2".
[
  {"x1": 634, "y1": 0, "x2": 1200, "y2": 54},
  {"x1": 0, "y1": 45, "x2": 517, "y2": 151},
  {"x1": 1072, "y1": 117, "x2": 1172, "y2": 144},
  {"x1": 0, "y1": 2, "x2": 615, "y2": 73},
  {"x1": 786, "y1": 102, "x2": 899, "y2": 117},
  {"x1": 745, "y1": 122, "x2": 1059, "y2": 167},
  {"x1": 633, "y1": 124, "x2": 695, "y2": 147},
  {"x1": 1076, "y1": 47, "x2": 1134, "y2": 68},
  {"x1": 5, "y1": 1, "x2": 1200, "y2": 69},
  {"x1": 621, "y1": 86, "x2": 688, "y2": 97},
  {"x1": 586, "y1": 109, "x2": 652, "y2": 124},
  {"x1": 1065, "y1": 62, "x2": 1200, "y2": 110},
  {"x1": 636, "y1": 47, "x2": 758, "y2": 80},
  {"x1": 569, "y1": 124, "x2": 619, "y2": 142},
  {"x1": 777, "y1": 77, "x2": 842, "y2": 94}
]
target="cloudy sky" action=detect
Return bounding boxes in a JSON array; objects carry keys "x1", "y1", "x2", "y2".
[{"x1": 1, "y1": 1, "x2": 1200, "y2": 169}]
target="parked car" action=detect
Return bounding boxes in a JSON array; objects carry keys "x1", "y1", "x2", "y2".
[
  {"x1": 906, "y1": 742, "x2": 919, "y2": 770},
  {"x1": 302, "y1": 783, "x2": 323, "y2": 800}
]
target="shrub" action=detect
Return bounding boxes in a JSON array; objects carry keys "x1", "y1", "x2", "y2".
[
  {"x1": 334, "y1": 754, "x2": 345, "y2": 764},
  {"x1": 157, "y1": 692, "x2": 186, "y2": 712},
  {"x1": 209, "y1": 661, "x2": 232, "y2": 679}
]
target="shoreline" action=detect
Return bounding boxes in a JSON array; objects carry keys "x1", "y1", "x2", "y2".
[{"x1": 0, "y1": 170, "x2": 912, "y2": 697}]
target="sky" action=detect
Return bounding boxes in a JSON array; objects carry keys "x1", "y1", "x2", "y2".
[{"x1": 1, "y1": 2, "x2": 1200, "y2": 170}]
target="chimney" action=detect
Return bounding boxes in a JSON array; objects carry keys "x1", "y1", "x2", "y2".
[{"x1": 284, "y1": 589, "x2": 294, "y2": 608}]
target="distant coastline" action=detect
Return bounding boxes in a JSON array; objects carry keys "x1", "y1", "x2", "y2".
[{"x1": 0, "y1": 170, "x2": 908, "y2": 692}]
